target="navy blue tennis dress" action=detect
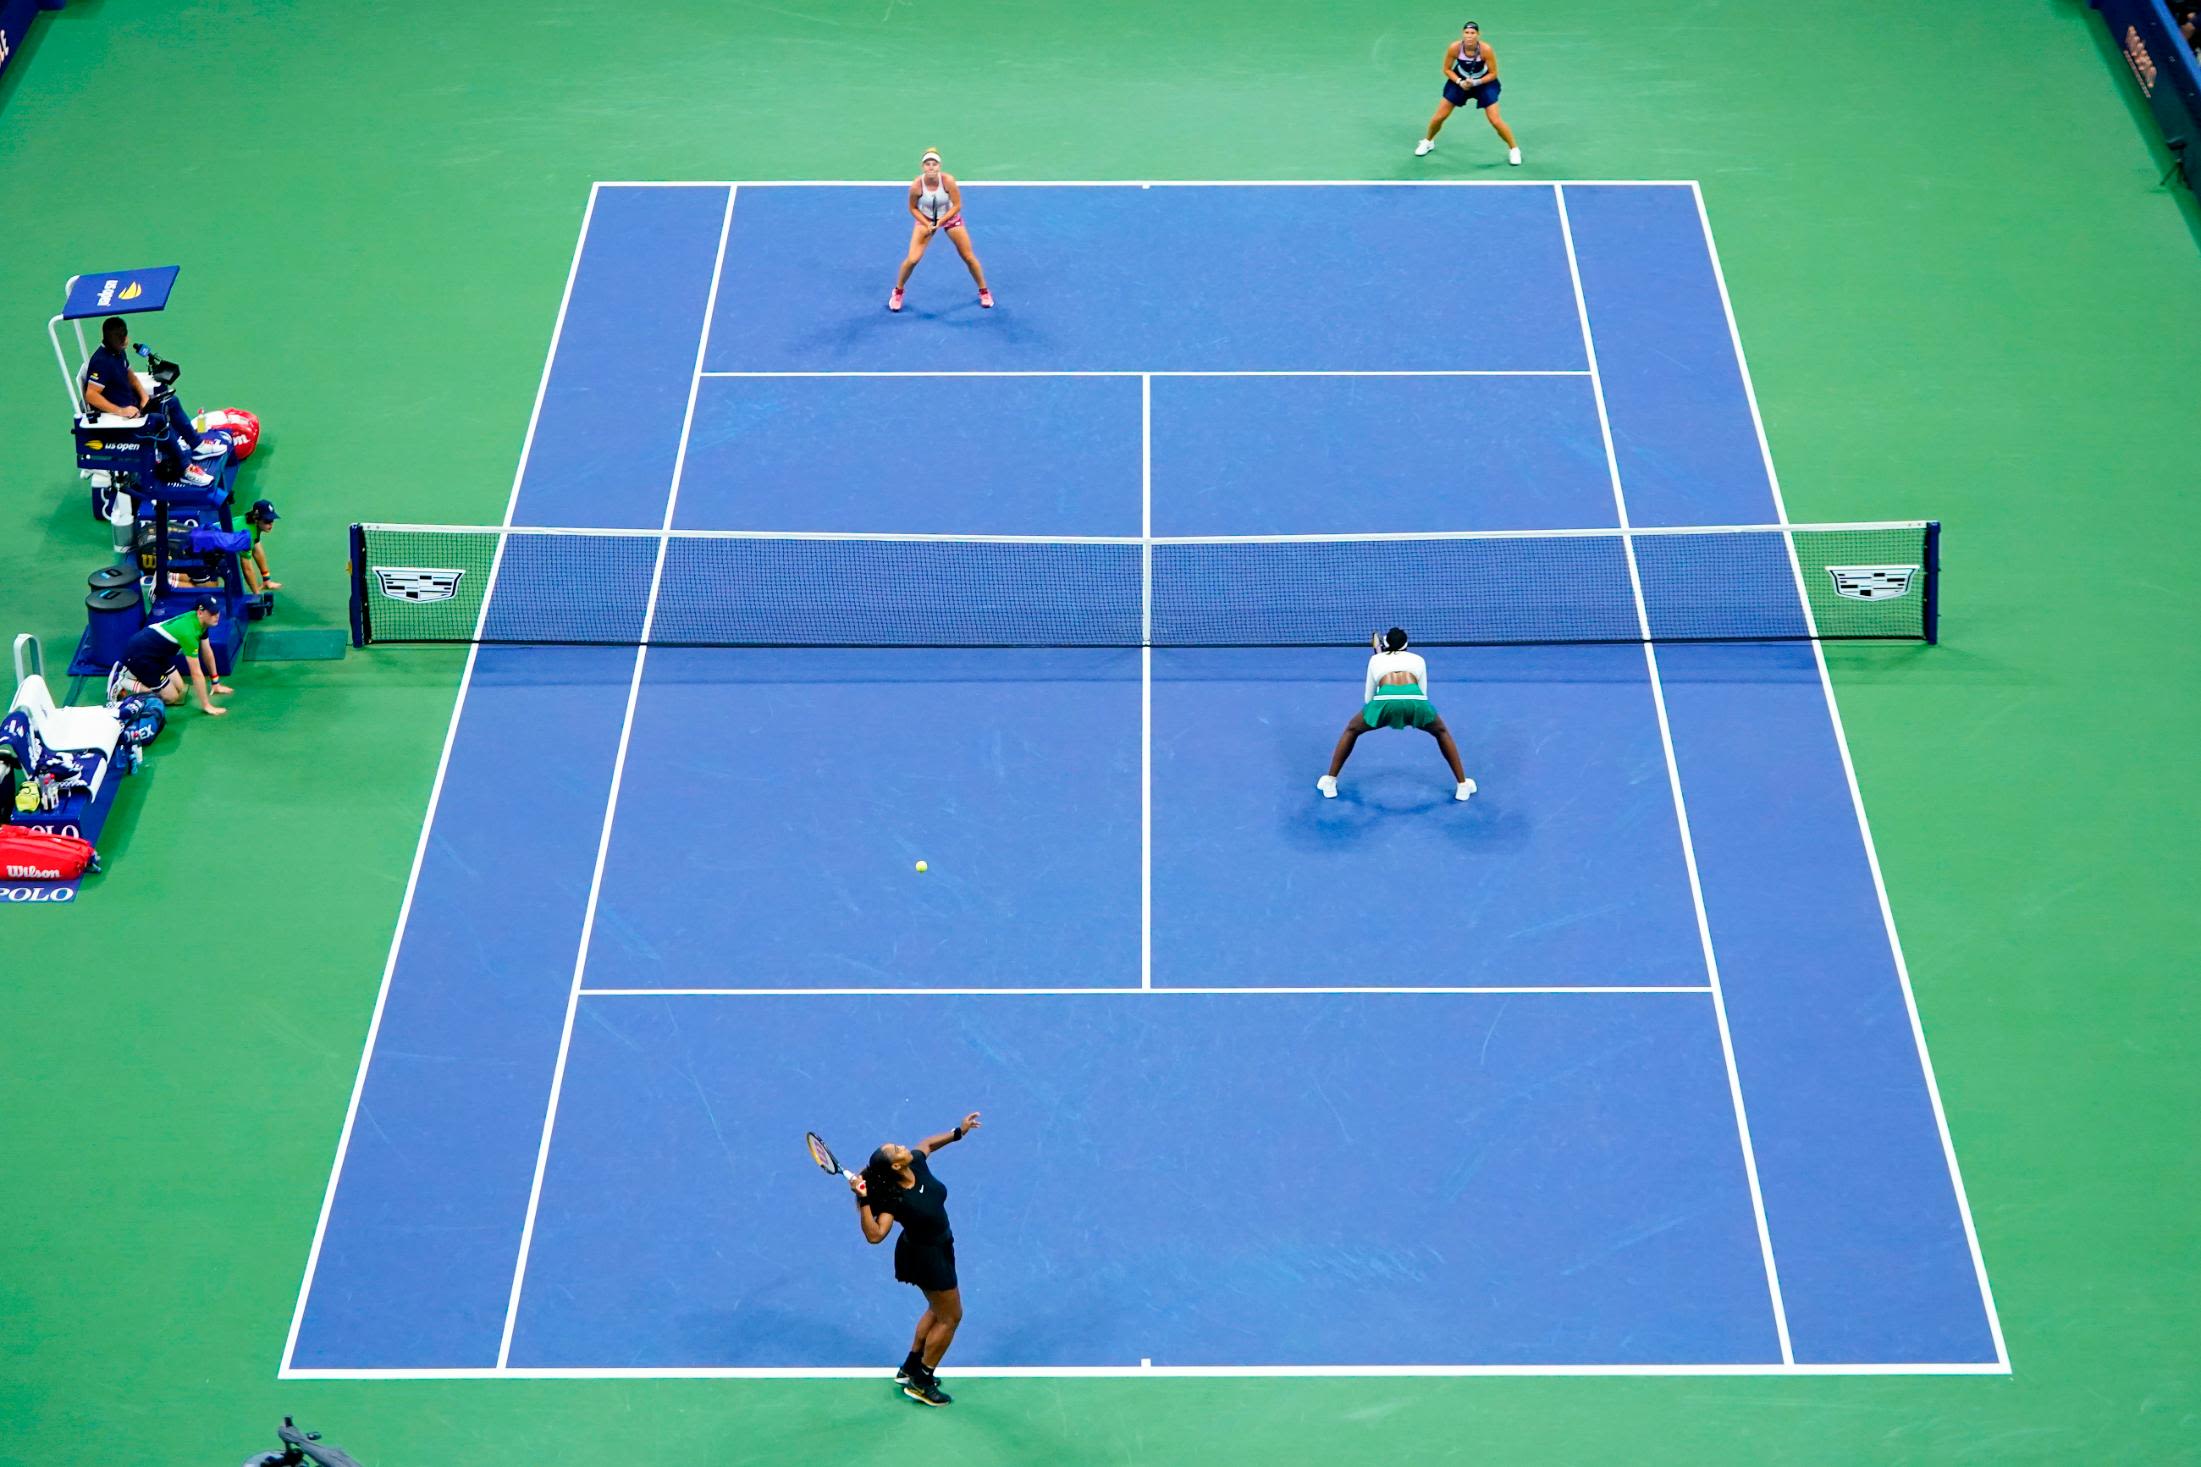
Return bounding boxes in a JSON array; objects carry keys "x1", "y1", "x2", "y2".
[
  {"x1": 1443, "y1": 40, "x2": 1501, "y2": 109},
  {"x1": 878, "y1": 1152, "x2": 956, "y2": 1292}
]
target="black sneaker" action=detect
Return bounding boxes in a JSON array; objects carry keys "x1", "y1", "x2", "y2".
[{"x1": 901, "y1": 1377, "x2": 952, "y2": 1406}]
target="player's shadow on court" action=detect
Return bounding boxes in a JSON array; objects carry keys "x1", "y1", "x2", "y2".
[
  {"x1": 778, "y1": 273, "x2": 1056, "y2": 361},
  {"x1": 1286, "y1": 767, "x2": 1526, "y2": 853}
]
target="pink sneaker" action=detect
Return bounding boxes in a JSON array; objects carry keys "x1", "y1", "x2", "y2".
[
  {"x1": 978, "y1": 289, "x2": 994, "y2": 309},
  {"x1": 888, "y1": 287, "x2": 905, "y2": 312}
]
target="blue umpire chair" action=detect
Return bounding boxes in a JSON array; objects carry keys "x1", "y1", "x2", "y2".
[{"x1": 48, "y1": 266, "x2": 262, "y2": 677}]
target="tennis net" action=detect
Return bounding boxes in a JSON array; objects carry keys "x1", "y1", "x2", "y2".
[{"x1": 347, "y1": 520, "x2": 1939, "y2": 649}]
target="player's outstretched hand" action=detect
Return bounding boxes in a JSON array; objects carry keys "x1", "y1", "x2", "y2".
[{"x1": 958, "y1": 1111, "x2": 982, "y2": 1136}]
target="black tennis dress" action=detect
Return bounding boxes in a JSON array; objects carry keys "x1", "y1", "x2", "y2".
[{"x1": 879, "y1": 1151, "x2": 956, "y2": 1292}]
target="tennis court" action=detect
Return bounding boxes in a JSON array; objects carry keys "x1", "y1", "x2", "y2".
[{"x1": 283, "y1": 181, "x2": 1999, "y2": 1376}]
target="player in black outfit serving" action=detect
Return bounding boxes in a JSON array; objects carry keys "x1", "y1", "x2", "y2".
[{"x1": 853, "y1": 1110, "x2": 982, "y2": 1406}]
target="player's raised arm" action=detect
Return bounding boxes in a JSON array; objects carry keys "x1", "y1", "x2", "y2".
[{"x1": 917, "y1": 1111, "x2": 981, "y2": 1155}]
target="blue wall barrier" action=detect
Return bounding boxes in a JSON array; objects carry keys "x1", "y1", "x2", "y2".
[
  {"x1": 0, "y1": 0, "x2": 66, "y2": 97},
  {"x1": 2091, "y1": 0, "x2": 2201, "y2": 189}
]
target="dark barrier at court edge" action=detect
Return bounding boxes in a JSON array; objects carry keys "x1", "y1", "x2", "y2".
[
  {"x1": 0, "y1": 0, "x2": 67, "y2": 94},
  {"x1": 2090, "y1": 0, "x2": 2201, "y2": 191}
]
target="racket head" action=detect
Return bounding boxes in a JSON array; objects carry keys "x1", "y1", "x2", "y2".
[{"x1": 805, "y1": 1131, "x2": 842, "y2": 1176}]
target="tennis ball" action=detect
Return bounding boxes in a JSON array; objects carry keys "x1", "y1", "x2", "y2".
[{"x1": 915, "y1": 860, "x2": 928, "y2": 873}]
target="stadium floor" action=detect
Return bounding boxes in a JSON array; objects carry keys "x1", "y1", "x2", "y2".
[{"x1": 1, "y1": 3, "x2": 2195, "y2": 1464}]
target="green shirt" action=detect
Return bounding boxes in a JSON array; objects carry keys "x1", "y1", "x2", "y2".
[{"x1": 152, "y1": 610, "x2": 206, "y2": 659}]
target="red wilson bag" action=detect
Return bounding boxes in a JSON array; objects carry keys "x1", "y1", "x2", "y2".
[{"x1": 0, "y1": 827, "x2": 99, "y2": 881}]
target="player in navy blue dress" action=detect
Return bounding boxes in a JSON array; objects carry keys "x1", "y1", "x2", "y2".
[
  {"x1": 853, "y1": 1111, "x2": 983, "y2": 1406},
  {"x1": 1416, "y1": 21, "x2": 1521, "y2": 165}
]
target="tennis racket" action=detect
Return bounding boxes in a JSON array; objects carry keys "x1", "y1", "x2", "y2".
[{"x1": 806, "y1": 1131, "x2": 862, "y2": 1192}]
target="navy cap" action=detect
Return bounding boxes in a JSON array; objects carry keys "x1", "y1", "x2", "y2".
[{"x1": 246, "y1": 498, "x2": 279, "y2": 524}]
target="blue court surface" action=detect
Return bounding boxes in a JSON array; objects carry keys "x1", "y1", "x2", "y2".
[{"x1": 283, "y1": 182, "x2": 2005, "y2": 1377}]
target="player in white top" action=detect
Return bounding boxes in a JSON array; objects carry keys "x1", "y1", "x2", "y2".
[
  {"x1": 891, "y1": 149, "x2": 994, "y2": 312},
  {"x1": 1317, "y1": 627, "x2": 1476, "y2": 802}
]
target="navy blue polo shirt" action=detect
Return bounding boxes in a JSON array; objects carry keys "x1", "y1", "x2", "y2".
[{"x1": 83, "y1": 345, "x2": 142, "y2": 413}]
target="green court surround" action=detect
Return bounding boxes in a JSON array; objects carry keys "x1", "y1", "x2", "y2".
[{"x1": 2, "y1": 3, "x2": 2196, "y2": 1462}]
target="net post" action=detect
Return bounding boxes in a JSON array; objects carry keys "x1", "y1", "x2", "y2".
[
  {"x1": 1921, "y1": 520, "x2": 1941, "y2": 645},
  {"x1": 347, "y1": 523, "x2": 369, "y2": 648}
]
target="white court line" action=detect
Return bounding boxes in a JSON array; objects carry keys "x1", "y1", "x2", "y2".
[
  {"x1": 277, "y1": 184, "x2": 607, "y2": 1379},
  {"x1": 1688, "y1": 182, "x2": 2009, "y2": 1370},
  {"x1": 595, "y1": 179, "x2": 1702, "y2": 189},
  {"x1": 311, "y1": 175, "x2": 1977, "y2": 1384},
  {"x1": 1140, "y1": 373, "x2": 1154, "y2": 991},
  {"x1": 1555, "y1": 183, "x2": 1795, "y2": 1366},
  {"x1": 494, "y1": 185, "x2": 740, "y2": 1370},
  {"x1": 576, "y1": 985, "x2": 1710, "y2": 998},
  {"x1": 279, "y1": 1360, "x2": 2007, "y2": 1381},
  {"x1": 698, "y1": 369, "x2": 1590, "y2": 379}
]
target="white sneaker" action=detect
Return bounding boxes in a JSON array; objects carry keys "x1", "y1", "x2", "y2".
[
  {"x1": 1316, "y1": 775, "x2": 1339, "y2": 799},
  {"x1": 1507, "y1": 147, "x2": 1522, "y2": 166},
  {"x1": 180, "y1": 462, "x2": 215, "y2": 487},
  {"x1": 1414, "y1": 138, "x2": 1436, "y2": 156},
  {"x1": 1456, "y1": 779, "x2": 1478, "y2": 802},
  {"x1": 191, "y1": 437, "x2": 226, "y2": 460}
]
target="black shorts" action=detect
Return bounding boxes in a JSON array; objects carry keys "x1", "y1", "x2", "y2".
[
  {"x1": 119, "y1": 655, "x2": 177, "y2": 691},
  {"x1": 1443, "y1": 79, "x2": 1501, "y2": 109},
  {"x1": 894, "y1": 1236, "x2": 957, "y2": 1292}
]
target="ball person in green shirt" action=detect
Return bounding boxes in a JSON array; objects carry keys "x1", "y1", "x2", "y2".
[
  {"x1": 1317, "y1": 627, "x2": 1474, "y2": 801},
  {"x1": 111, "y1": 602, "x2": 231, "y2": 716},
  {"x1": 241, "y1": 498, "x2": 283, "y2": 593}
]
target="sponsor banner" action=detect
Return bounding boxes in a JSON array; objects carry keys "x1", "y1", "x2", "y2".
[
  {"x1": 374, "y1": 567, "x2": 466, "y2": 603},
  {"x1": 1, "y1": 883, "x2": 79, "y2": 903},
  {"x1": 1825, "y1": 564, "x2": 1919, "y2": 602},
  {"x1": 73, "y1": 424, "x2": 159, "y2": 473}
]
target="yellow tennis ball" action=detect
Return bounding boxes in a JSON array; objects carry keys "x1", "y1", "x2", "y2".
[{"x1": 915, "y1": 860, "x2": 928, "y2": 873}]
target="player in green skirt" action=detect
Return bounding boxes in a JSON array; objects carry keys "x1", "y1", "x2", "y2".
[{"x1": 1317, "y1": 627, "x2": 1475, "y2": 802}]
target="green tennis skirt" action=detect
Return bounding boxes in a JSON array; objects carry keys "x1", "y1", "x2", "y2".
[{"x1": 1363, "y1": 683, "x2": 1442, "y2": 730}]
